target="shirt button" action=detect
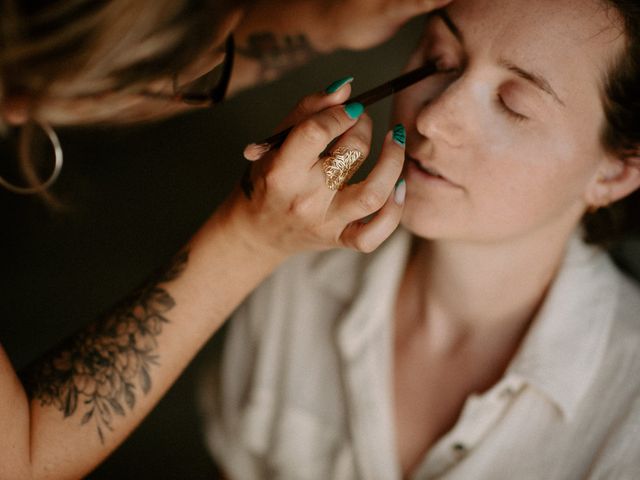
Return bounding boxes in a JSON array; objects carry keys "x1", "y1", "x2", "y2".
[
  {"x1": 452, "y1": 443, "x2": 467, "y2": 454},
  {"x1": 500, "y1": 386, "x2": 516, "y2": 399}
]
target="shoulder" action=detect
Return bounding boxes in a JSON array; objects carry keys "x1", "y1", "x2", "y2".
[
  {"x1": 606, "y1": 265, "x2": 640, "y2": 361},
  {"x1": 233, "y1": 248, "x2": 366, "y2": 342},
  {"x1": 586, "y1": 248, "x2": 640, "y2": 384},
  {"x1": 572, "y1": 238, "x2": 640, "y2": 352},
  {"x1": 613, "y1": 267, "x2": 640, "y2": 320},
  {"x1": 247, "y1": 247, "x2": 367, "y2": 308},
  {"x1": 587, "y1": 390, "x2": 640, "y2": 479},
  {"x1": 588, "y1": 261, "x2": 640, "y2": 467},
  {"x1": 235, "y1": 229, "x2": 412, "y2": 339},
  {"x1": 248, "y1": 229, "x2": 412, "y2": 311}
]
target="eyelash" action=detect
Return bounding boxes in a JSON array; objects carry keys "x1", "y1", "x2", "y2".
[
  {"x1": 496, "y1": 95, "x2": 528, "y2": 123},
  {"x1": 428, "y1": 52, "x2": 529, "y2": 124},
  {"x1": 427, "y1": 53, "x2": 458, "y2": 73}
]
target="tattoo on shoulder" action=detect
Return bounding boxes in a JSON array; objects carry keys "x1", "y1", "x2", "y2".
[
  {"x1": 21, "y1": 249, "x2": 190, "y2": 444},
  {"x1": 237, "y1": 32, "x2": 317, "y2": 81}
]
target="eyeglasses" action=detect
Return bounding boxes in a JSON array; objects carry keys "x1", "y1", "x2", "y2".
[{"x1": 142, "y1": 34, "x2": 235, "y2": 107}]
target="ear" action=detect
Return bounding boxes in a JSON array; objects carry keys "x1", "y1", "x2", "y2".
[
  {"x1": 585, "y1": 151, "x2": 640, "y2": 209},
  {"x1": 0, "y1": 95, "x2": 30, "y2": 125}
]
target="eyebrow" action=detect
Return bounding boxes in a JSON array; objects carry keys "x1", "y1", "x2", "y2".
[
  {"x1": 499, "y1": 59, "x2": 566, "y2": 107},
  {"x1": 435, "y1": 10, "x2": 566, "y2": 108}
]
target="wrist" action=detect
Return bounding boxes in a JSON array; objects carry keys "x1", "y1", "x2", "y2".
[{"x1": 204, "y1": 189, "x2": 289, "y2": 270}]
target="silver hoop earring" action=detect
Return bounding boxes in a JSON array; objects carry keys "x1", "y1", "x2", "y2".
[{"x1": 0, "y1": 121, "x2": 63, "y2": 195}]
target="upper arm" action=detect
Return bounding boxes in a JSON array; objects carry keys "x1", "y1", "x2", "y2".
[{"x1": 0, "y1": 342, "x2": 33, "y2": 479}]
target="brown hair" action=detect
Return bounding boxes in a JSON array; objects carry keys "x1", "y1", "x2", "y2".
[{"x1": 584, "y1": 1, "x2": 640, "y2": 246}]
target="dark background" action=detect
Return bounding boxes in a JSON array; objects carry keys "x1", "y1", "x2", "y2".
[
  {"x1": 2, "y1": 17, "x2": 640, "y2": 480},
  {"x1": 1, "y1": 20, "x2": 423, "y2": 480}
]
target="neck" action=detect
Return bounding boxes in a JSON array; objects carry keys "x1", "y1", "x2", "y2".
[{"x1": 405, "y1": 225, "x2": 576, "y2": 354}]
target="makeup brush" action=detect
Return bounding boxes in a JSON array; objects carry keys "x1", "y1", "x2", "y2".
[{"x1": 244, "y1": 62, "x2": 439, "y2": 160}]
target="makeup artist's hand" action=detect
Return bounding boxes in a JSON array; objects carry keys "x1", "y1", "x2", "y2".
[
  {"x1": 221, "y1": 82, "x2": 407, "y2": 260},
  {"x1": 320, "y1": 0, "x2": 454, "y2": 51}
]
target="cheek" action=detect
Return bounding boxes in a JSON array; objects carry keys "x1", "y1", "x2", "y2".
[
  {"x1": 473, "y1": 131, "x2": 596, "y2": 234},
  {"x1": 480, "y1": 104, "x2": 595, "y2": 193},
  {"x1": 392, "y1": 84, "x2": 426, "y2": 129},
  {"x1": 433, "y1": 135, "x2": 597, "y2": 242}
]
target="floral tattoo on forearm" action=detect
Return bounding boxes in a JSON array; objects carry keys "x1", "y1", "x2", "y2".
[
  {"x1": 21, "y1": 250, "x2": 189, "y2": 444},
  {"x1": 237, "y1": 32, "x2": 317, "y2": 81}
]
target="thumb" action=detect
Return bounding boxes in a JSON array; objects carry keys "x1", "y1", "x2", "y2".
[
  {"x1": 400, "y1": 0, "x2": 453, "y2": 17},
  {"x1": 243, "y1": 79, "x2": 353, "y2": 161}
]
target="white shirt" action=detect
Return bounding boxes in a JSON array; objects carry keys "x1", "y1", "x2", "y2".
[{"x1": 198, "y1": 230, "x2": 640, "y2": 480}]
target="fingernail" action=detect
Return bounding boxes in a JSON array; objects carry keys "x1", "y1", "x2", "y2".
[
  {"x1": 392, "y1": 124, "x2": 406, "y2": 147},
  {"x1": 395, "y1": 178, "x2": 406, "y2": 205},
  {"x1": 324, "y1": 76, "x2": 354, "y2": 94},
  {"x1": 344, "y1": 102, "x2": 364, "y2": 120}
]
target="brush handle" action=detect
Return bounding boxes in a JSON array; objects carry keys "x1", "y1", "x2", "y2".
[
  {"x1": 350, "y1": 62, "x2": 438, "y2": 106},
  {"x1": 254, "y1": 62, "x2": 438, "y2": 152}
]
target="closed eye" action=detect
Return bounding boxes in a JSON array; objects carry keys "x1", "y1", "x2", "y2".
[{"x1": 496, "y1": 94, "x2": 528, "y2": 122}]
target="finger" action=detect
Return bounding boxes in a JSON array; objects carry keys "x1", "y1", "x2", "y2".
[
  {"x1": 278, "y1": 76, "x2": 354, "y2": 130},
  {"x1": 312, "y1": 113, "x2": 373, "y2": 192},
  {"x1": 243, "y1": 78, "x2": 353, "y2": 161},
  {"x1": 333, "y1": 124, "x2": 406, "y2": 221},
  {"x1": 340, "y1": 179, "x2": 406, "y2": 253},
  {"x1": 398, "y1": 0, "x2": 453, "y2": 16},
  {"x1": 330, "y1": 112, "x2": 373, "y2": 160},
  {"x1": 278, "y1": 102, "x2": 365, "y2": 173}
]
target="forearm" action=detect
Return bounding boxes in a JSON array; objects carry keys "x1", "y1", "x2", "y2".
[
  {"x1": 226, "y1": 0, "x2": 455, "y2": 96},
  {"x1": 2, "y1": 66, "x2": 406, "y2": 477},
  {"x1": 12, "y1": 199, "x2": 281, "y2": 479},
  {"x1": 228, "y1": 0, "x2": 333, "y2": 95}
]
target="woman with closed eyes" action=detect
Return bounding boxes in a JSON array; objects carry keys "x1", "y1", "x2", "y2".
[{"x1": 200, "y1": 1, "x2": 640, "y2": 478}]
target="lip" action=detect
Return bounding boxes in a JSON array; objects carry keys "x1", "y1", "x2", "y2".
[{"x1": 406, "y1": 155, "x2": 461, "y2": 188}]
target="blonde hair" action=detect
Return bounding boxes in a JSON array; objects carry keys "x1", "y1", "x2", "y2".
[
  {"x1": 0, "y1": 0, "x2": 242, "y2": 199},
  {"x1": 0, "y1": 0, "x2": 241, "y2": 125}
]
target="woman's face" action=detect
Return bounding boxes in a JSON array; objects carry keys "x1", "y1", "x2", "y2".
[{"x1": 393, "y1": 0, "x2": 625, "y2": 244}]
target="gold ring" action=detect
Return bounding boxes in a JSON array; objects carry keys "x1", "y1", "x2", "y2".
[{"x1": 322, "y1": 146, "x2": 364, "y2": 191}]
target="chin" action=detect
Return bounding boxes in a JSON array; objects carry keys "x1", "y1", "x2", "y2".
[{"x1": 400, "y1": 209, "x2": 453, "y2": 241}]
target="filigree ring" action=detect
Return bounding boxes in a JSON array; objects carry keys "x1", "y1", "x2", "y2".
[{"x1": 321, "y1": 146, "x2": 364, "y2": 191}]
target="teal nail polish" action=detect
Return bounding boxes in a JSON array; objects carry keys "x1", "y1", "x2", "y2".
[
  {"x1": 325, "y1": 76, "x2": 354, "y2": 94},
  {"x1": 392, "y1": 124, "x2": 406, "y2": 147},
  {"x1": 344, "y1": 102, "x2": 364, "y2": 120}
]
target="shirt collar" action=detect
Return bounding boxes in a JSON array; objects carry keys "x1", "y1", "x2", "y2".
[
  {"x1": 311, "y1": 229, "x2": 413, "y2": 358},
  {"x1": 311, "y1": 229, "x2": 413, "y2": 301},
  {"x1": 508, "y1": 233, "x2": 619, "y2": 420},
  {"x1": 311, "y1": 230, "x2": 620, "y2": 419}
]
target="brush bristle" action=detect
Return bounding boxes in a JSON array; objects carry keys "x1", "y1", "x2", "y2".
[{"x1": 243, "y1": 142, "x2": 271, "y2": 161}]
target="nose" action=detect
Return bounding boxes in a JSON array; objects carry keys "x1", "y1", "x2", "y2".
[{"x1": 415, "y1": 78, "x2": 467, "y2": 149}]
